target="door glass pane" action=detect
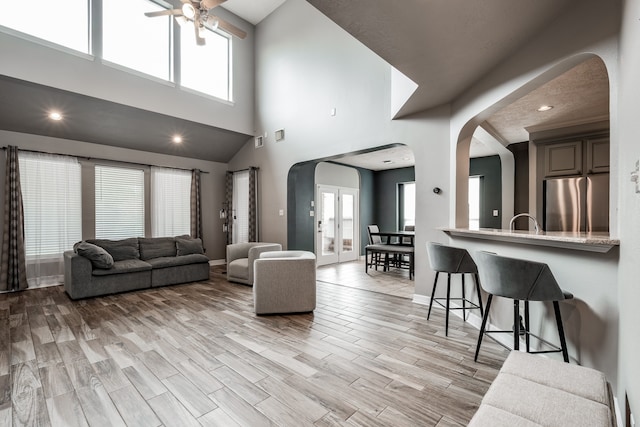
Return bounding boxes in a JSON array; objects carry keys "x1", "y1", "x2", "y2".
[
  {"x1": 321, "y1": 192, "x2": 335, "y2": 255},
  {"x1": 342, "y1": 194, "x2": 353, "y2": 252}
]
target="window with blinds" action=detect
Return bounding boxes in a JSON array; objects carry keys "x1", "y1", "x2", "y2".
[
  {"x1": 151, "y1": 167, "x2": 191, "y2": 237},
  {"x1": 232, "y1": 170, "x2": 250, "y2": 243},
  {"x1": 95, "y1": 165, "x2": 145, "y2": 239},
  {"x1": 19, "y1": 152, "x2": 82, "y2": 258}
]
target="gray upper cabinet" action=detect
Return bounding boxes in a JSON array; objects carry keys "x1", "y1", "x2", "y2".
[
  {"x1": 586, "y1": 137, "x2": 610, "y2": 173},
  {"x1": 544, "y1": 140, "x2": 582, "y2": 177}
]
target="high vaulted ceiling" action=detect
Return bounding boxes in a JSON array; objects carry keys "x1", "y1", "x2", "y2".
[
  {"x1": 1, "y1": 0, "x2": 606, "y2": 165},
  {"x1": 307, "y1": 0, "x2": 580, "y2": 118}
]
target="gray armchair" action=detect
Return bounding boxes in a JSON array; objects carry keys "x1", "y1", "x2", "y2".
[{"x1": 226, "y1": 242, "x2": 282, "y2": 285}]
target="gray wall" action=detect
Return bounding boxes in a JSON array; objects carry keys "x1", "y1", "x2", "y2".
[
  {"x1": 618, "y1": 0, "x2": 640, "y2": 417},
  {"x1": 0, "y1": 130, "x2": 229, "y2": 260},
  {"x1": 373, "y1": 167, "x2": 415, "y2": 232},
  {"x1": 507, "y1": 142, "x2": 530, "y2": 229},
  {"x1": 469, "y1": 156, "x2": 501, "y2": 229}
]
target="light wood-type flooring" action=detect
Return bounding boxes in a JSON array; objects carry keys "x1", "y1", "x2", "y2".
[
  {"x1": 316, "y1": 260, "x2": 415, "y2": 299},
  {"x1": 0, "y1": 265, "x2": 508, "y2": 426}
]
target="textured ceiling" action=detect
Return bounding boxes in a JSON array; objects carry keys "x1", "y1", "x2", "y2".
[{"x1": 485, "y1": 57, "x2": 609, "y2": 144}]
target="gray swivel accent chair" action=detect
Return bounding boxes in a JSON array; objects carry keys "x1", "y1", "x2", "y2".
[
  {"x1": 473, "y1": 251, "x2": 573, "y2": 363},
  {"x1": 426, "y1": 242, "x2": 484, "y2": 336}
]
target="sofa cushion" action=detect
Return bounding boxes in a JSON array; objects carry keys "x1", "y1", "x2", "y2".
[
  {"x1": 228, "y1": 258, "x2": 249, "y2": 280},
  {"x1": 138, "y1": 237, "x2": 177, "y2": 260},
  {"x1": 481, "y1": 372, "x2": 611, "y2": 427},
  {"x1": 146, "y1": 254, "x2": 210, "y2": 269},
  {"x1": 73, "y1": 241, "x2": 114, "y2": 269},
  {"x1": 88, "y1": 238, "x2": 140, "y2": 261},
  {"x1": 176, "y1": 237, "x2": 204, "y2": 256},
  {"x1": 500, "y1": 349, "x2": 609, "y2": 405},
  {"x1": 92, "y1": 258, "x2": 151, "y2": 276}
]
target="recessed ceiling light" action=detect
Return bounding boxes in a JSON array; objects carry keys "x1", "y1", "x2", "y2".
[
  {"x1": 172, "y1": 135, "x2": 183, "y2": 143},
  {"x1": 48, "y1": 111, "x2": 63, "y2": 121},
  {"x1": 383, "y1": 160, "x2": 393, "y2": 164},
  {"x1": 537, "y1": 105, "x2": 554, "y2": 112}
]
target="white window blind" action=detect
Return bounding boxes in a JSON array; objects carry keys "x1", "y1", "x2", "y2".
[
  {"x1": 151, "y1": 167, "x2": 191, "y2": 237},
  {"x1": 19, "y1": 152, "x2": 82, "y2": 258},
  {"x1": 232, "y1": 170, "x2": 249, "y2": 243},
  {"x1": 95, "y1": 165, "x2": 145, "y2": 239},
  {"x1": 19, "y1": 151, "x2": 82, "y2": 287}
]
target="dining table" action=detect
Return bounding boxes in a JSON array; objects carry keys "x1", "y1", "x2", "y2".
[{"x1": 366, "y1": 230, "x2": 415, "y2": 279}]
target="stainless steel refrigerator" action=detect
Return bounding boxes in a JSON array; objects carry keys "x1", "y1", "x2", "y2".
[{"x1": 543, "y1": 174, "x2": 609, "y2": 232}]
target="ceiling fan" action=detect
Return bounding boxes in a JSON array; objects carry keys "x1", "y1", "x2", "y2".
[{"x1": 145, "y1": 0, "x2": 247, "y2": 45}]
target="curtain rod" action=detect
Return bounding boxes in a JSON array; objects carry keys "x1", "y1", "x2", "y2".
[
  {"x1": 228, "y1": 167, "x2": 260, "y2": 173},
  {"x1": 2, "y1": 146, "x2": 210, "y2": 174}
]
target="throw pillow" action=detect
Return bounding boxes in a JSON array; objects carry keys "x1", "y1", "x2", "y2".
[
  {"x1": 87, "y1": 238, "x2": 140, "y2": 261},
  {"x1": 74, "y1": 241, "x2": 114, "y2": 269},
  {"x1": 176, "y1": 237, "x2": 204, "y2": 256}
]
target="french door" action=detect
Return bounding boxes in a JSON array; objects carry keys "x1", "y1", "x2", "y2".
[{"x1": 316, "y1": 186, "x2": 359, "y2": 266}]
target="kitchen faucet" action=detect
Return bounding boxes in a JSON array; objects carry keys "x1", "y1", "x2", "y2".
[{"x1": 509, "y1": 213, "x2": 541, "y2": 233}]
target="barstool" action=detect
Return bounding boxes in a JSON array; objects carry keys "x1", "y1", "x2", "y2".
[
  {"x1": 473, "y1": 251, "x2": 573, "y2": 363},
  {"x1": 426, "y1": 242, "x2": 484, "y2": 336}
]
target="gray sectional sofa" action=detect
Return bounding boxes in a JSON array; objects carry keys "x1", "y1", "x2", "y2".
[{"x1": 64, "y1": 236, "x2": 210, "y2": 299}]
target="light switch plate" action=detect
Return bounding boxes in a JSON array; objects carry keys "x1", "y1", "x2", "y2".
[
  {"x1": 310, "y1": 211, "x2": 314, "y2": 217},
  {"x1": 279, "y1": 209, "x2": 284, "y2": 216},
  {"x1": 493, "y1": 209, "x2": 499, "y2": 217}
]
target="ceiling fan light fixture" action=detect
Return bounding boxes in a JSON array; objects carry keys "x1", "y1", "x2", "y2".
[
  {"x1": 209, "y1": 17, "x2": 219, "y2": 30},
  {"x1": 182, "y1": 3, "x2": 196, "y2": 19}
]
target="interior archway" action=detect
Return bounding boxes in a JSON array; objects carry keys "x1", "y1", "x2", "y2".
[{"x1": 455, "y1": 54, "x2": 611, "y2": 230}]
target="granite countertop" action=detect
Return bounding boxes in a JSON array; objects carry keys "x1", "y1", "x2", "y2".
[{"x1": 439, "y1": 227, "x2": 620, "y2": 253}]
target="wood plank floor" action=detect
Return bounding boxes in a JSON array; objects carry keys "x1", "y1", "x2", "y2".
[
  {"x1": 316, "y1": 260, "x2": 415, "y2": 299},
  {"x1": 0, "y1": 266, "x2": 508, "y2": 426}
]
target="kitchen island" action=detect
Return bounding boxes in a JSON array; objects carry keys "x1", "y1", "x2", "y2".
[
  {"x1": 434, "y1": 226, "x2": 620, "y2": 394},
  {"x1": 440, "y1": 227, "x2": 620, "y2": 253}
]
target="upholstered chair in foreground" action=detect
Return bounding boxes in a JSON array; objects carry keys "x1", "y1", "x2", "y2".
[{"x1": 226, "y1": 242, "x2": 282, "y2": 285}]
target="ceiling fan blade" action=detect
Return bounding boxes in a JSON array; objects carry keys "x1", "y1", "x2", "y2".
[
  {"x1": 194, "y1": 22, "x2": 207, "y2": 45},
  {"x1": 200, "y1": 0, "x2": 227, "y2": 10},
  {"x1": 211, "y1": 15, "x2": 247, "y2": 39},
  {"x1": 145, "y1": 9, "x2": 183, "y2": 18}
]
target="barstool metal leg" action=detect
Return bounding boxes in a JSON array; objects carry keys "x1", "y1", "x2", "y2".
[
  {"x1": 524, "y1": 301, "x2": 531, "y2": 353},
  {"x1": 474, "y1": 294, "x2": 493, "y2": 362},
  {"x1": 553, "y1": 301, "x2": 570, "y2": 363},
  {"x1": 461, "y1": 274, "x2": 467, "y2": 320},
  {"x1": 427, "y1": 272, "x2": 439, "y2": 320},
  {"x1": 513, "y1": 299, "x2": 520, "y2": 351},
  {"x1": 473, "y1": 273, "x2": 484, "y2": 317},
  {"x1": 445, "y1": 273, "x2": 451, "y2": 336}
]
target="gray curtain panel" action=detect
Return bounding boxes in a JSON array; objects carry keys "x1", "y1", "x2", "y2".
[
  {"x1": 1, "y1": 146, "x2": 28, "y2": 291},
  {"x1": 249, "y1": 167, "x2": 258, "y2": 242},
  {"x1": 190, "y1": 169, "x2": 202, "y2": 239},
  {"x1": 225, "y1": 171, "x2": 233, "y2": 245}
]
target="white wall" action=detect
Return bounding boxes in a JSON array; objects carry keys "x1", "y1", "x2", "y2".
[
  {"x1": 0, "y1": 130, "x2": 229, "y2": 260},
  {"x1": 617, "y1": 0, "x2": 640, "y2": 418},
  {"x1": 315, "y1": 162, "x2": 359, "y2": 188},
  {"x1": 229, "y1": 0, "x2": 394, "y2": 243}
]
